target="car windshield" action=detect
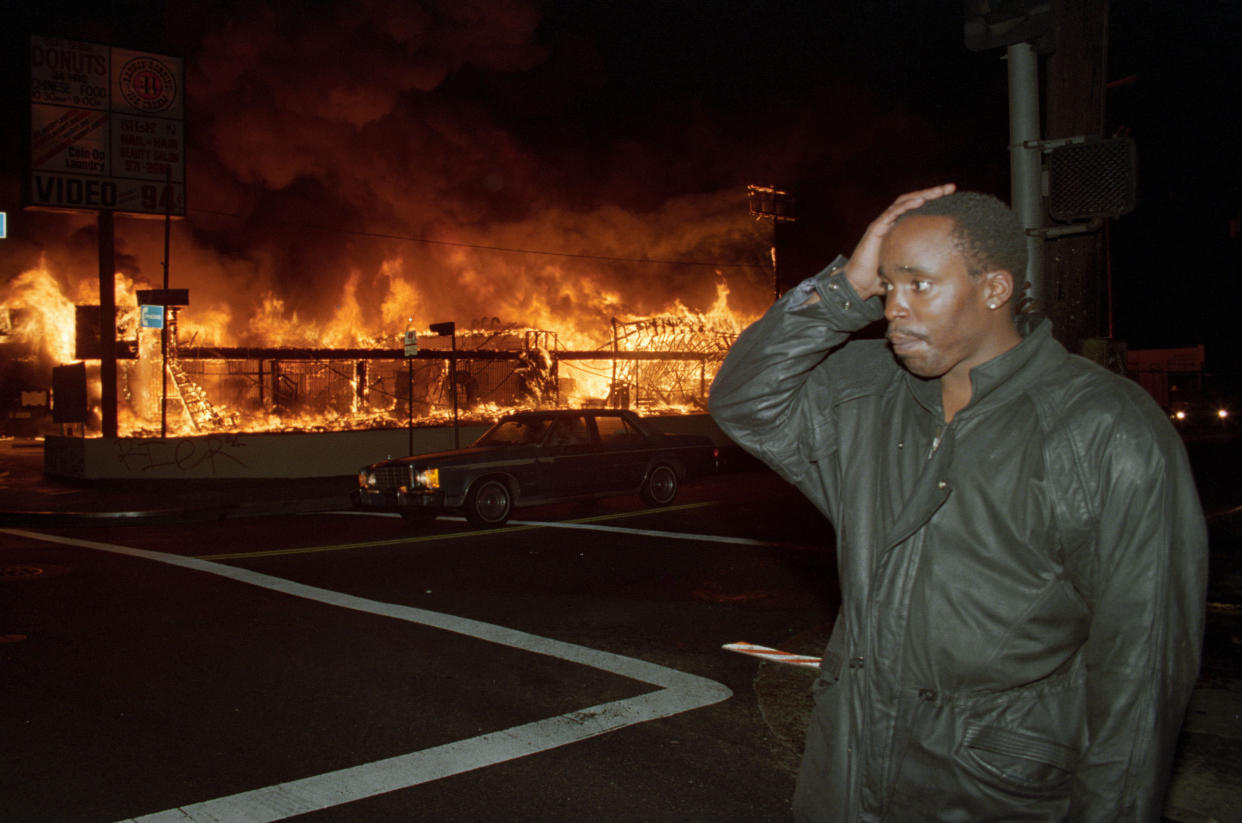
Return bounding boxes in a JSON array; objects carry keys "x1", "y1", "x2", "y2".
[{"x1": 475, "y1": 418, "x2": 551, "y2": 446}]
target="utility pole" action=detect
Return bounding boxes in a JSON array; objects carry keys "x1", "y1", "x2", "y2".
[{"x1": 747, "y1": 185, "x2": 797, "y2": 300}]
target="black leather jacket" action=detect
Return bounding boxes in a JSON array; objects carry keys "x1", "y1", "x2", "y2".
[{"x1": 709, "y1": 260, "x2": 1208, "y2": 822}]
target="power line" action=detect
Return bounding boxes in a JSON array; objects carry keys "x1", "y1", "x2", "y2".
[{"x1": 188, "y1": 206, "x2": 766, "y2": 270}]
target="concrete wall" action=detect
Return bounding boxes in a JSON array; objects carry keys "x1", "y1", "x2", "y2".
[
  {"x1": 44, "y1": 426, "x2": 491, "y2": 480},
  {"x1": 43, "y1": 414, "x2": 725, "y2": 480}
]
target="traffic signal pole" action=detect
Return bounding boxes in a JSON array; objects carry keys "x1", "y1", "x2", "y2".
[
  {"x1": 1044, "y1": 0, "x2": 1112, "y2": 352},
  {"x1": 1007, "y1": 41, "x2": 1045, "y2": 312}
]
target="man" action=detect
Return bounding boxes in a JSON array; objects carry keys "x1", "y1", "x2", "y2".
[{"x1": 709, "y1": 186, "x2": 1207, "y2": 822}]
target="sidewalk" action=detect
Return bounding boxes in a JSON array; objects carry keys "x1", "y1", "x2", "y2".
[{"x1": 0, "y1": 437, "x2": 353, "y2": 526}]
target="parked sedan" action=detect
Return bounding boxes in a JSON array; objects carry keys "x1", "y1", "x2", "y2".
[{"x1": 352, "y1": 409, "x2": 719, "y2": 527}]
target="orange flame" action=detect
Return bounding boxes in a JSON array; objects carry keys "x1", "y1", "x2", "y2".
[
  {"x1": 1, "y1": 261, "x2": 78, "y2": 364},
  {"x1": 5, "y1": 251, "x2": 761, "y2": 437}
]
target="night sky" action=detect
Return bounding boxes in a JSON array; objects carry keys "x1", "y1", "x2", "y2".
[{"x1": 1, "y1": 1, "x2": 1238, "y2": 360}]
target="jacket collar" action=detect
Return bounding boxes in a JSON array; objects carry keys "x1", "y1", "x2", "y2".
[{"x1": 904, "y1": 315, "x2": 1067, "y2": 419}]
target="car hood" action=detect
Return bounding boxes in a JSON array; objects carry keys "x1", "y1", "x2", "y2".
[{"x1": 367, "y1": 445, "x2": 533, "y2": 469}]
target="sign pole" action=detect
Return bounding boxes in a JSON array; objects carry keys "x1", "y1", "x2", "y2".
[
  {"x1": 161, "y1": 171, "x2": 172, "y2": 438},
  {"x1": 450, "y1": 333, "x2": 459, "y2": 449},
  {"x1": 28, "y1": 37, "x2": 186, "y2": 439},
  {"x1": 98, "y1": 209, "x2": 118, "y2": 438}
]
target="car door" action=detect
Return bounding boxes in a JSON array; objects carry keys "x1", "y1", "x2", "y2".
[
  {"x1": 541, "y1": 415, "x2": 598, "y2": 496},
  {"x1": 592, "y1": 413, "x2": 650, "y2": 493}
]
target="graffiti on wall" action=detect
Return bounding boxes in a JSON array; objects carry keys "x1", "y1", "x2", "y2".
[{"x1": 115, "y1": 434, "x2": 248, "y2": 475}]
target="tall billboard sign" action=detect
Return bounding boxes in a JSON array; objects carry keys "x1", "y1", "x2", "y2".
[{"x1": 27, "y1": 37, "x2": 185, "y2": 216}]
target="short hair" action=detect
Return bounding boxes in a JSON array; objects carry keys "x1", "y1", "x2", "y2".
[{"x1": 898, "y1": 191, "x2": 1027, "y2": 282}]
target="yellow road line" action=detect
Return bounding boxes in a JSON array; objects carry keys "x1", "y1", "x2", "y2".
[
  {"x1": 196, "y1": 501, "x2": 717, "y2": 560},
  {"x1": 544, "y1": 501, "x2": 713, "y2": 525}
]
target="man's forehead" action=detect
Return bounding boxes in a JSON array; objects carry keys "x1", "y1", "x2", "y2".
[
  {"x1": 888, "y1": 214, "x2": 957, "y2": 242},
  {"x1": 880, "y1": 216, "x2": 963, "y2": 269}
]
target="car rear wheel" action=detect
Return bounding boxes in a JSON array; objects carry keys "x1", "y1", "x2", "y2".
[
  {"x1": 640, "y1": 464, "x2": 679, "y2": 507},
  {"x1": 465, "y1": 478, "x2": 513, "y2": 527}
]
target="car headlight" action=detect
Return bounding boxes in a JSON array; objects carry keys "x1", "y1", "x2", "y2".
[
  {"x1": 413, "y1": 467, "x2": 440, "y2": 489},
  {"x1": 358, "y1": 469, "x2": 377, "y2": 489}
]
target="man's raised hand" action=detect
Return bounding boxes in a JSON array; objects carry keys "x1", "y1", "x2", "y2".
[{"x1": 843, "y1": 184, "x2": 956, "y2": 299}]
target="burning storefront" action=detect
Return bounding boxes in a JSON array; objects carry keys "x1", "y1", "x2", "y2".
[
  {"x1": 0, "y1": 260, "x2": 750, "y2": 448},
  {"x1": 3, "y1": 10, "x2": 788, "y2": 472}
]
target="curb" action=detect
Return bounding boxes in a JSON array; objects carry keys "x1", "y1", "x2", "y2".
[{"x1": 0, "y1": 497, "x2": 350, "y2": 528}]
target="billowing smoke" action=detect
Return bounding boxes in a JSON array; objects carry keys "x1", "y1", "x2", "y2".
[
  {"x1": 3, "y1": 0, "x2": 995, "y2": 354},
  {"x1": 156, "y1": 0, "x2": 771, "y2": 348}
]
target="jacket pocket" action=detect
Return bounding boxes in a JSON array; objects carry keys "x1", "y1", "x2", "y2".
[
  {"x1": 956, "y1": 723, "x2": 1078, "y2": 797},
  {"x1": 815, "y1": 621, "x2": 849, "y2": 689}
]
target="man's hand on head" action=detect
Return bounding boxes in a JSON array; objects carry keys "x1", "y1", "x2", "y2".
[{"x1": 844, "y1": 184, "x2": 956, "y2": 300}]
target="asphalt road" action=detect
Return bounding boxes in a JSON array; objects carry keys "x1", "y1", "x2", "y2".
[
  {"x1": 2, "y1": 463, "x2": 1239, "y2": 822},
  {"x1": 1, "y1": 474, "x2": 840, "y2": 823}
]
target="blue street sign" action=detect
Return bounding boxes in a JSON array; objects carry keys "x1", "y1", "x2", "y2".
[
  {"x1": 0, "y1": 211, "x2": 6, "y2": 239},
  {"x1": 140, "y1": 304, "x2": 164, "y2": 329}
]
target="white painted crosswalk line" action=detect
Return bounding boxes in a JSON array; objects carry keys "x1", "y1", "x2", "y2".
[{"x1": 2, "y1": 528, "x2": 732, "y2": 823}]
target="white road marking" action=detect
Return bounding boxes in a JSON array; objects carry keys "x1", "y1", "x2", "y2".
[
  {"x1": 337, "y1": 509, "x2": 818, "y2": 551},
  {"x1": 504, "y1": 518, "x2": 816, "y2": 551},
  {"x1": 330, "y1": 509, "x2": 403, "y2": 517},
  {"x1": 1, "y1": 528, "x2": 731, "y2": 823}
]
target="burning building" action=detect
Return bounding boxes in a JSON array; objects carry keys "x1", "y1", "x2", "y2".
[
  {"x1": 2, "y1": 2, "x2": 801, "y2": 440},
  {"x1": 0, "y1": 258, "x2": 754, "y2": 438}
]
